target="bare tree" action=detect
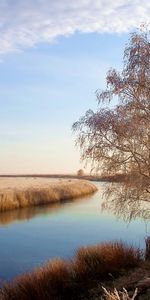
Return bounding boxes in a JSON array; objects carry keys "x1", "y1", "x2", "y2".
[{"x1": 73, "y1": 27, "x2": 150, "y2": 180}]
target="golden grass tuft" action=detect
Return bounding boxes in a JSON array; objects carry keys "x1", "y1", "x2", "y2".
[
  {"x1": 0, "y1": 242, "x2": 142, "y2": 300},
  {"x1": 0, "y1": 178, "x2": 97, "y2": 212}
]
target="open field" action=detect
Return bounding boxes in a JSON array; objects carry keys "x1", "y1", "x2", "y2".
[
  {"x1": 0, "y1": 242, "x2": 142, "y2": 300},
  {"x1": 0, "y1": 177, "x2": 97, "y2": 212}
]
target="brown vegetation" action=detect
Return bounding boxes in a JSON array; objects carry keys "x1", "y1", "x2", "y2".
[
  {"x1": 76, "y1": 242, "x2": 141, "y2": 275},
  {"x1": 0, "y1": 242, "x2": 142, "y2": 300},
  {"x1": 0, "y1": 178, "x2": 97, "y2": 212}
]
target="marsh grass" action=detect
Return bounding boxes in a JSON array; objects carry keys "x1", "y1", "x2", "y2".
[
  {"x1": 74, "y1": 242, "x2": 142, "y2": 284},
  {"x1": 0, "y1": 178, "x2": 97, "y2": 212},
  {"x1": 0, "y1": 259, "x2": 73, "y2": 300},
  {"x1": 0, "y1": 242, "x2": 142, "y2": 300}
]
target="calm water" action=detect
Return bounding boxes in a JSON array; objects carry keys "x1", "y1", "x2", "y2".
[{"x1": 0, "y1": 182, "x2": 150, "y2": 282}]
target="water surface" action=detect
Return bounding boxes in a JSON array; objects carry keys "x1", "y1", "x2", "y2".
[{"x1": 0, "y1": 182, "x2": 149, "y2": 281}]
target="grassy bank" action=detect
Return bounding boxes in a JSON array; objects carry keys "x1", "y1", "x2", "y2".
[
  {"x1": 0, "y1": 178, "x2": 97, "y2": 212},
  {"x1": 0, "y1": 242, "x2": 142, "y2": 300}
]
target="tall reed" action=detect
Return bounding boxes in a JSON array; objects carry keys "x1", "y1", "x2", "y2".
[{"x1": 0, "y1": 179, "x2": 97, "y2": 212}]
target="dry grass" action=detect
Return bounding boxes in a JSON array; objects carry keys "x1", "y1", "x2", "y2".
[
  {"x1": 102, "y1": 287, "x2": 138, "y2": 300},
  {"x1": 0, "y1": 259, "x2": 73, "y2": 300},
  {"x1": 0, "y1": 242, "x2": 142, "y2": 300},
  {"x1": 0, "y1": 178, "x2": 97, "y2": 212},
  {"x1": 74, "y1": 242, "x2": 142, "y2": 282}
]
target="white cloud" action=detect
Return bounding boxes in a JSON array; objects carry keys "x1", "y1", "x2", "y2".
[{"x1": 0, "y1": 0, "x2": 149, "y2": 54}]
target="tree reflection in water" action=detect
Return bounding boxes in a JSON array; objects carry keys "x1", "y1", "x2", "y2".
[{"x1": 101, "y1": 176, "x2": 150, "y2": 223}]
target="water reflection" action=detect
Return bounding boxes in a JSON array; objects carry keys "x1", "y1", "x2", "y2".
[
  {"x1": 0, "y1": 203, "x2": 62, "y2": 225},
  {"x1": 0, "y1": 194, "x2": 91, "y2": 226},
  {"x1": 0, "y1": 182, "x2": 149, "y2": 281},
  {"x1": 102, "y1": 178, "x2": 150, "y2": 223}
]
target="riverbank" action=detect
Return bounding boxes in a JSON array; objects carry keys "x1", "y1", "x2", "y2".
[
  {"x1": 0, "y1": 173, "x2": 127, "y2": 182},
  {"x1": 0, "y1": 178, "x2": 97, "y2": 212},
  {"x1": 0, "y1": 241, "x2": 148, "y2": 300}
]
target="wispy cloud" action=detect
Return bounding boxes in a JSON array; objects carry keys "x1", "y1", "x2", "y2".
[{"x1": 0, "y1": 0, "x2": 149, "y2": 54}]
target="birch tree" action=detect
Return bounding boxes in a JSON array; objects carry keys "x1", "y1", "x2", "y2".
[{"x1": 73, "y1": 27, "x2": 150, "y2": 180}]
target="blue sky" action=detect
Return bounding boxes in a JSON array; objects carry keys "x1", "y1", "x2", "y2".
[{"x1": 0, "y1": 0, "x2": 149, "y2": 174}]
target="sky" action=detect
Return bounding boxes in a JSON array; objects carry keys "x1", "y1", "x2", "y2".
[{"x1": 0, "y1": 0, "x2": 150, "y2": 174}]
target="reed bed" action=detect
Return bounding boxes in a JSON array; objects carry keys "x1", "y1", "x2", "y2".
[
  {"x1": 0, "y1": 242, "x2": 142, "y2": 300},
  {"x1": 0, "y1": 178, "x2": 97, "y2": 212}
]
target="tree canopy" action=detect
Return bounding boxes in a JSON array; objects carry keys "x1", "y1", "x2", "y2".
[
  {"x1": 73, "y1": 27, "x2": 150, "y2": 179},
  {"x1": 77, "y1": 169, "x2": 84, "y2": 176}
]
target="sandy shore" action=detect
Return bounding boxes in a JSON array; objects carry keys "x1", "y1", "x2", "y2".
[{"x1": 0, "y1": 177, "x2": 97, "y2": 212}]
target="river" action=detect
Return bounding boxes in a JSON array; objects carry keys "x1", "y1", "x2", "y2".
[{"x1": 0, "y1": 182, "x2": 149, "y2": 282}]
